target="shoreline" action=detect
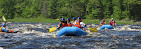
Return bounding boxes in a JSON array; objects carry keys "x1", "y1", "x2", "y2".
[{"x1": 4, "y1": 18, "x2": 141, "y2": 25}]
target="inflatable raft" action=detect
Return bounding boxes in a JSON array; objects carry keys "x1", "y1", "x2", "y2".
[
  {"x1": 98, "y1": 25, "x2": 114, "y2": 30},
  {"x1": 57, "y1": 27, "x2": 87, "y2": 36}
]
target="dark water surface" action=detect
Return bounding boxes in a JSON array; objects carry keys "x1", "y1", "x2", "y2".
[{"x1": 0, "y1": 23, "x2": 141, "y2": 49}]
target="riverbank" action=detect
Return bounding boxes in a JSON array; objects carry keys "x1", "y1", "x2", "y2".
[{"x1": 5, "y1": 18, "x2": 141, "y2": 25}]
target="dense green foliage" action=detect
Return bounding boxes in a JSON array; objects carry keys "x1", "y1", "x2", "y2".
[{"x1": 0, "y1": 0, "x2": 140, "y2": 21}]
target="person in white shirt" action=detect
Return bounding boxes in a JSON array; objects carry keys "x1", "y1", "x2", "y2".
[{"x1": 71, "y1": 17, "x2": 76, "y2": 25}]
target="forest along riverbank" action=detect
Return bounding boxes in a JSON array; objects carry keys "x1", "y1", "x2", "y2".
[{"x1": 0, "y1": 23, "x2": 141, "y2": 49}]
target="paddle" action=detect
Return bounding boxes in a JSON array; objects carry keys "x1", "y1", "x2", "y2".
[
  {"x1": 88, "y1": 27, "x2": 98, "y2": 32},
  {"x1": 85, "y1": 27, "x2": 98, "y2": 34},
  {"x1": 2, "y1": 16, "x2": 11, "y2": 24},
  {"x1": 2, "y1": 16, "x2": 6, "y2": 22},
  {"x1": 86, "y1": 24, "x2": 98, "y2": 32},
  {"x1": 54, "y1": 19, "x2": 60, "y2": 37},
  {"x1": 49, "y1": 19, "x2": 59, "y2": 33},
  {"x1": 55, "y1": 19, "x2": 59, "y2": 33},
  {"x1": 1, "y1": 16, "x2": 21, "y2": 33},
  {"x1": 49, "y1": 27, "x2": 57, "y2": 33}
]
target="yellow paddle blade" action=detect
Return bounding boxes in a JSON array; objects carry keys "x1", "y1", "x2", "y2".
[
  {"x1": 49, "y1": 27, "x2": 57, "y2": 33},
  {"x1": 88, "y1": 27, "x2": 98, "y2": 32},
  {"x1": 2, "y1": 16, "x2": 6, "y2": 21}
]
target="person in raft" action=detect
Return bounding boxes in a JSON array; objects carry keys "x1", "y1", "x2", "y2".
[
  {"x1": 99, "y1": 19, "x2": 106, "y2": 27},
  {"x1": 81, "y1": 23, "x2": 87, "y2": 30},
  {"x1": 74, "y1": 17, "x2": 86, "y2": 30},
  {"x1": 74, "y1": 17, "x2": 81, "y2": 28},
  {"x1": 109, "y1": 18, "x2": 116, "y2": 28},
  {"x1": 71, "y1": 17, "x2": 77, "y2": 25},
  {"x1": 57, "y1": 18, "x2": 67, "y2": 29},
  {"x1": 66, "y1": 18, "x2": 72, "y2": 27},
  {"x1": 79, "y1": 17, "x2": 87, "y2": 30},
  {"x1": 0, "y1": 22, "x2": 19, "y2": 33}
]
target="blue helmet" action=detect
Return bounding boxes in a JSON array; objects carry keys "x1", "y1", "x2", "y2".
[
  {"x1": 77, "y1": 17, "x2": 81, "y2": 19},
  {"x1": 61, "y1": 18, "x2": 65, "y2": 21},
  {"x1": 72, "y1": 17, "x2": 76, "y2": 20},
  {"x1": 2, "y1": 23, "x2": 6, "y2": 27},
  {"x1": 67, "y1": 18, "x2": 70, "y2": 21}
]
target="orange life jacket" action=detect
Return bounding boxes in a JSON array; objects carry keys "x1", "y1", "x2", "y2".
[
  {"x1": 67, "y1": 23, "x2": 72, "y2": 27},
  {"x1": 62, "y1": 23, "x2": 67, "y2": 28},
  {"x1": 100, "y1": 23, "x2": 104, "y2": 25},
  {"x1": 74, "y1": 22, "x2": 81, "y2": 28},
  {"x1": 0, "y1": 27, "x2": 2, "y2": 32},
  {"x1": 59, "y1": 22, "x2": 67, "y2": 28}
]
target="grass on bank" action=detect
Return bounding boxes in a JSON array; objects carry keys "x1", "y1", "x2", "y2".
[{"x1": 6, "y1": 18, "x2": 141, "y2": 25}]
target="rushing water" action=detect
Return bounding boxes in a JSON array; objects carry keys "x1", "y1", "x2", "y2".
[{"x1": 0, "y1": 22, "x2": 141, "y2": 49}]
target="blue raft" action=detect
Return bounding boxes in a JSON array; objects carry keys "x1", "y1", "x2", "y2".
[
  {"x1": 57, "y1": 27, "x2": 87, "y2": 36},
  {"x1": 98, "y1": 25, "x2": 114, "y2": 30}
]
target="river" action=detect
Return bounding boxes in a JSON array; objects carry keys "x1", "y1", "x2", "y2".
[{"x1": 0, "y1": 22, "x2": 141, "y2": 49}]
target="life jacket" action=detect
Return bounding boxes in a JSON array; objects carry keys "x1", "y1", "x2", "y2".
[
  {"x1": 62, "y1": 23, "x2": 67, "y2": 28},
  {"x1": 59, "y1": 22, "x2": 67, "y2": 28},
  {"x1": 110, "y1": 20, "x2": 114, "y2": 25},
  {"x1": 100, "y1": 23, "x2": 104, "y2": 25},
  {"x1": 0, "y1": 27, "x2": 2, "y2": 32},
  {"x1": 67, "y1": 23, "x2": 72, "y2": 27},
  {"x1": 74, "y1": 22, "x2": 81, "y2": 28}
]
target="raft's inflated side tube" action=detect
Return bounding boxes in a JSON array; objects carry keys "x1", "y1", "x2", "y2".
[
  {"x1": 57, "y1": 27, "x2": 87, "y2": 36},
  {"x1": 98, "y1": 25, "x2": 114, "y2": 30}
]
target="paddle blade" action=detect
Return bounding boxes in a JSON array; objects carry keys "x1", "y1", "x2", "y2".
[
  {"x1": 49, "y1": 27, "x2": 57, "y2": 33},
  {"x1": 88, "y1": 27, "x2": 98, "y2": 32},
  {"x1": 2, "y1": 16, "x2": 6, "y2": 21}
]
